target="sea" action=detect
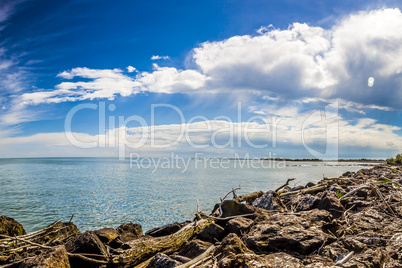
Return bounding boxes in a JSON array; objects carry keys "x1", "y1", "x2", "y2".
[{"x1": 0, "y1": 157, "x2": 375, "y2": 233}]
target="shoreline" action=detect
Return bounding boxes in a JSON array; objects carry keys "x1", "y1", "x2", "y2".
[{"x1": 1, "y1": 162, "x2": 401, "y2": 267}]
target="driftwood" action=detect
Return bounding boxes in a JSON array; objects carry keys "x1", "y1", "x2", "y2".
[
  {"x1": 279, "y1": 184, "x2": 328, "y2": 197},
  {"x1": 275, "y1": 178, "x2": 296, "y2": 192},
  {"x1": 113, "y1": 219, "x2": 212, "y2": 266},
  {"x1": 176, "y1": 245, "x2": 215, "y2": 268}
]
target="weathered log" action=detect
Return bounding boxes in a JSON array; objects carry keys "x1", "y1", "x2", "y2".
[
  {"x1": 113, "y1": 219, "x2": 212, "y2": 267},
  {"x1": 279, "y1": 184, "x2": 328, "y2": 197}
]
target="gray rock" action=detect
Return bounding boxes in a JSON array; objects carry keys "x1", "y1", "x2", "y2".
[
  {"x1": 252, "y1": 190, "x2": 286, "y2": 211},
  {"x1": 147, "y1": 253, "x2": 181, "y2": 268}
]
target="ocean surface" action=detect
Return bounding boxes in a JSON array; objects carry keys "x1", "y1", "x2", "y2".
[{"x1": 0, "y1": 157, "x2": 375, "y2": 233}]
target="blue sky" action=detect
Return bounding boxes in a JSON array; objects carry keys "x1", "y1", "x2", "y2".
[{"x1": 0, "y1": 0, "x2": 402, "y2": 158}]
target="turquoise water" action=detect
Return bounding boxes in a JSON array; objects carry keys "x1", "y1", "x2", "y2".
[{"x1": 0, "y1": 157, "x2": 372, "y2": 233}]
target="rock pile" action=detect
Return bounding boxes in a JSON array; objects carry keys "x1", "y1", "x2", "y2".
[{"x1": 1, "y1": 163, "x2": 402, "y2": 267}]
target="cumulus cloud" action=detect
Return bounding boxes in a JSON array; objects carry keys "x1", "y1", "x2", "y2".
[
  {"x1": 17, "y1": 8, "x2": 402, "y2": 110},
  {"x1": 151, "y1": 55, "x2": 170, "y2": 60},
  {"x1": 126, "y1": 66, "x2": 137, "y2": 73}
]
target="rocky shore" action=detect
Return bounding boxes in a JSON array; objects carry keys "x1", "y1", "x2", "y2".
[{"x1": 1, "y1": 162, "x2": 402, "y2": 267}]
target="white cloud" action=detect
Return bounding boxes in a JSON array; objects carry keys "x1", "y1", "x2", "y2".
[
  {"x1": 127, "y1": 66, "x2": 137, "y2": 73},
  {"x1": 151, "y1": 55, "x2": 170, "y2": 60},
  {"x1": 20, "y1": 8, "x2": 402, "y2": 110}
]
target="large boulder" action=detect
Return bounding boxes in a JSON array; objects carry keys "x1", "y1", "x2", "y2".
[
  {"x1": 196, "y1": 223, "x2": 224, "y2": 243},
  {"x1": 147, "y1": 253, "x2": 182, "y2": 268},
  {"x1": 177, "y1": 239, "x2": 212, "y2": 259},
  {"x1": 117, "y1": 222, "x2": 143, "y2": 236},
  {"x1": 317, "y1": 191, "x2": 344, "y2": 218},
  {"x1": 224, "y1": 217, "x2": 254, "y2": 237},
  {"x1": 245, "y1": 209, "x2": 336, "y2": 255},
  {"x1": 145, "y1": 222, "x2": 183, "y2": 237},
  {"x1": 65, "y1": 231, "x2": 107, "y2": 267},
  {"x1": 94, "y1": 228, "x2": 119, "y2": 243},
  {"x1": 252, "y1": 190, "x2": 287, "y2": 212},
  {"x1": 0, "y1": 216, "x2": 26, "y2": 236},
  {"x1": 20, "y1": 245, "x2": 70, "y2": 268}
]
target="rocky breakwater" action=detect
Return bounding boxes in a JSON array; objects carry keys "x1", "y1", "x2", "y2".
[{"x1": 1, "y1": 162, "x2": 402, "y2": 267}]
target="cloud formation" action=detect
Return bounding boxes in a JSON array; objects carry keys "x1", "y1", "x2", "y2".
[
  {"x1": 151, "y1": 55, "x2": 170, "y2": 60},
  {"x1": 17, "y1": 8, "x2": 402, "y2": 111}
]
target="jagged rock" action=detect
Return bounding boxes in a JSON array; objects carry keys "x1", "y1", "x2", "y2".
[
  {"x1": 32, "y1": 222, "x2": 80, "y2": 246},
  {"x1": 197, "y1": 223, "x2": 224, "y2": 243},
  {"x1": 147, "y1": 253, "x2": 182, "y2": 268},
  {"x1": 117, "y1": 222, "x2": 143, "y2": 236},
  {"x1": 177, "y1": 239, "x2": 212, "y2": 259},
  {"x1": 290, "y1": 194, "x2": 320, "y2": 212},
  {"x1": 109, "y1": 233, "x2": 138, "y2": 249},
  {"x1": 321, "y1": 237, "x2": 368, "y2": 260},
  {"x1": 20, "y1": 245, "x2": 70, "y2": 268},
  {"x1": 94, "y1": 228, "x2": 119, "y2": 243},
  {"x1": 317, "y1": 191, "x2": 344, "y2": 218},
  {"x1": 224, "y1": 217, "x2": 253, "y2": 237},
  {"x1": 264, "y1": 252, "x2": 303, "y2": 267},
  {"x1": 215, "y1": 233, "x2": 253, "y2": 257},
  {"x1": 252, "y1": 190, "x2": 287, "y2": 212},
  {"x1": 65, "y1": 231, "x2": 107, "y2": 267},
  {"x1": 0, "y1": 215, "x2": 26, "y2": 236},
  {"x1": 245, "y1": 209, "x2": 335, "y2": 255},
  {"x1": 145, "y1": 222, "x2": 182, "y2": 237}
]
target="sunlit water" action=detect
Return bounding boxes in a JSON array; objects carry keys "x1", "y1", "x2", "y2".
[{"x1": 0, "y1": 157, "x2": 374, "y2": 233}]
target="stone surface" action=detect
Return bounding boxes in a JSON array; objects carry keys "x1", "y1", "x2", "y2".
[
  {"x1": 117, "y1": 222, "x2": 143, "y2": 236},
  {"x1": 94, "y1": 227, "x2": 119, "y2": 243},
  {"x1": 0, "y1": 215, "x2": 26, "y2": 236},
  {"x1": 177, "y1": 239, "x2": 212, "y2": 259},
  {"x1": 145, "y1": 222, "x2": 182, "y2": 237},
  {"x1": 147, "y1": 253, "x2": 182, "y2": 268},
  {"x1": 224, "y1": 217, "x2": 254, "y2": 237},
  {"x1": 197, "y1": 223, "x2": 224, "y2": 243},
  {"x1": 20, "y1": 245, "x2": 70, "y2": 268},
  {"x1": 252, "y1": 190, "x2": 286, "y2": 211},
  {"x1": 245, "y1": 209, "x2": 335, "y2": 255},
  {"x1": 317, "y1": 191, "x2": 344, "y2": 218}
]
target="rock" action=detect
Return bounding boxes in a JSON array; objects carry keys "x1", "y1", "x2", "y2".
[
  {"x1": 65, "y1": 231, "x2": 107, "y2": 267},
  {"x1": 317, "y1": 191, "x2": 344, "y2": 218},
  {"x1": 147, "y1": 253, "x2": 182, "y2": 268},
  {"x1": 306, "y1": 182, "x2": 316, "y2": 188},
  {"x1": 177, "y1": 239, "x2": 212, "y2": 259},
  {"x1": 291, "y1": 185, "x2": 305, "y2": 191},
  {"x1": 94, "y1": 228, "x2": 119, "y2": 243},
  {"x1": 109, "y1": 233, "x2": 138, "y2": 249},
  {"x1": 215, "y1": 233, "x2": 252, "y2": 257},
  {"x1": 145, "y1": 222, "x2": 182, "y2": 237},
  {"x1": 245, "y1": 209, "x2": 335, "y2": 255},
  {"x1": 197, "y1": 223, "x2": 224, "y2": 243},
  {"x1": 224, "y1": 217, "x2": 253, "y2": 237},
  {"x1": 252, "y1": 190, "x2": 286, "y2": 212},
  {"x1": 20, "y1": 245, "x2": 70, "y2": 268},
  {"x1": 0, "y1": 215, "x2": 26, "y2": 236},
  {"x1": 264, "y1": 252, "x2": 303, "y2": 267},
  {"x1": 37, "y1": 222, "x2": 80, "y2": 246},
  {"x1": 117, "y1": 222, "x2": 143, "y2": 236},
  {"x1": 290, "y1": 194, "x2": 320, "y2": 212},
  {"x1": 321, "y1": 237, "x2": 368, "y2": 260}
]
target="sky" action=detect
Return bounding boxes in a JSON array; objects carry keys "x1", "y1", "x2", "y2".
[{"x1": 0, "y1": 0, "x2": 402, "y2": 159}]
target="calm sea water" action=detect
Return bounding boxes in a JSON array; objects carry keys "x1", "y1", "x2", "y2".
[{"x1": 0, "y1": 157, "x2": 373, "y2": 233}]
